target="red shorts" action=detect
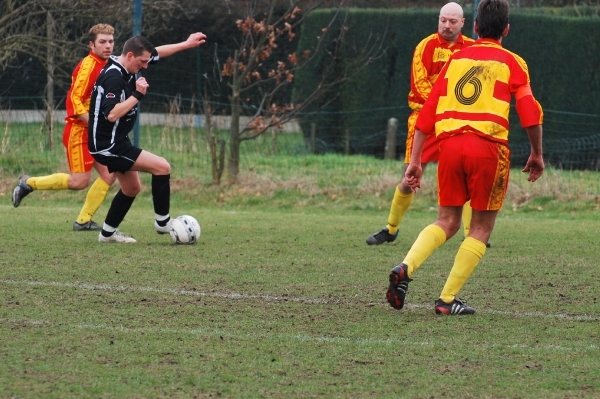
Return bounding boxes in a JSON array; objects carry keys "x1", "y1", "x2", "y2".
[
  {"x1": 405, "y1": 110, "x2": 439, "y2": 164},
  {"x1": 437, "y1": 133, "x2": 510, "y2": 211},
  {"x1": 63, "y1": 123, "x2": 94, "y2": 173}
]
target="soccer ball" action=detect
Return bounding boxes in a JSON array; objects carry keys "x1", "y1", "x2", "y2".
[{"x1": 170, "y1": 215, "x2": 201, "y2": 245}]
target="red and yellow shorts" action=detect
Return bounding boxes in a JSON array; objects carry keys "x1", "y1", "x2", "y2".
[
  {"x1": 437, "y1": 133, "x2": 510, "y2": 211},
  {"x1": 405, "y1": 110, "x2": 439, "y2": 164},
  {"x1": 62, "y1": 123, "x2": 94, "y2": 173}
]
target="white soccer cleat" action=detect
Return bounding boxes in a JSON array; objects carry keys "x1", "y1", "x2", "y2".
[
  {"x1": 154, "y1": 219, "x2": 173, "y2": 235},
  {"x1": 98, "y1": 230, "x2": 137, "y2": 243}
]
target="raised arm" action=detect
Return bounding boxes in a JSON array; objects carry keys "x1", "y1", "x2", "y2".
[{"x1": 156, "y1": 32, "x2": 207, "y2": 58}]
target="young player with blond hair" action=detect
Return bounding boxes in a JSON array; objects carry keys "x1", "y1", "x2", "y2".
[{"x1": 13, "y1": 24, "x2": 117, "y2": 231}]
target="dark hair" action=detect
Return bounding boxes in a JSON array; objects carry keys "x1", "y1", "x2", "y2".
[
  {"x1": 122, "y1": 36, "x2": 155, "y2": 57},
  {"x1": 476, "y1": 0, "x2": 510, "y2": 39}
]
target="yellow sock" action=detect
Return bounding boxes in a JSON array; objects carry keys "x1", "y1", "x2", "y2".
[
  {"x1": 26, "y1": 173, "x2": 69, "y2": 190},
  {"x1": 76, "y1": 177, "x2": 111, "y2": 224},
  {"x1": 402, "y1": 224, "x2": 447, "y2": 277},
  {"x1": 439, "y1": 237, "x2": 487, "y2": 303},
  {"x1": 386, "y1": 187, "x2": 413, "y2": 235},
  {"x1": 462, "y1": 200, "x2": 472, "y2": 238}
]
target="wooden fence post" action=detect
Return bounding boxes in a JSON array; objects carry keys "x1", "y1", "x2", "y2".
[
  {"x1": 345, "y1": 129, "x2": 350, "y2": 155},
  {"x1": 384, "y1": 117, "x2": 398, "y2": 160},
  {"x1": 310, "y1": 123, "x2": 316, "y2": 154}
]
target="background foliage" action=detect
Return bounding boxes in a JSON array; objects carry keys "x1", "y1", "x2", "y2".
[
  {"x1": 1, "y1": 2, "x2": 599, "y2": 169},
  {"x1": 293, "y1": 8, "x2": 600, "y2": 166}
]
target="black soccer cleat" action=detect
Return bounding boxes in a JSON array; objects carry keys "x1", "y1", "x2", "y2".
[
  {"x1": 73, "y1": 220, "x2": 101, "y2": 231},
  {"x1": 386, "y1": 263, "x2": 412, "y2": 310},
  {"x1": 366, "y1": 227, "x2": 399, "y2": 246},
  {"x1": 434, "y1": 297, "x2": 476, "y2": 315},
  {"x1": 12, "y1": 175, "x2": 33, "y2": 207}
]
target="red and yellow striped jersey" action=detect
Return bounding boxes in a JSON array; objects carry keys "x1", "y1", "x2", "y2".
[
  {"x1": 416, "y1": 39, "x2": 543, "y2": 144},
  {"x1": 408, "y1": 32, "x2": 475, "y2": 111},
  {"x1": 65, "y1": 51, "x2": 107, "y2": 126}
]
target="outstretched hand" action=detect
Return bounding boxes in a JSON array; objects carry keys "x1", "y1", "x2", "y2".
[
  {"x1": 185, "y1": 32, "x2": 207, "y2": 49},
  {"x1": 522, "y1": 155, "x2": 545, "y2": 182}
]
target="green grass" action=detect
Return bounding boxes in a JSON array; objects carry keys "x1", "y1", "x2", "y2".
[
  {"x1": 1, "y1": 122, "x2": 600, "y2": 397},
  {"x1": 1, "y1": 204, "x2": 599, "y2": 398}
]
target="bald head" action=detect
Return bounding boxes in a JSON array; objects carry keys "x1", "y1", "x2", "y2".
[
  {"x1": 438, "y1": 2, "x2": 465, "y2": 43},
  {"x1": 440, "y1": 2, "x2": 464, "y2": 18}
]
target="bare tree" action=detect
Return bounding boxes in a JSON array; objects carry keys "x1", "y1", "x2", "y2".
[
  {"x1": 220, "y1": 0, "x2": 385, "y2": 184},
  {"x1": 0, "y1": 0, "x2": 189, "y2": 93},
  {"x1": 0, "y1": 0, "x2": 192, "y2": 149}
]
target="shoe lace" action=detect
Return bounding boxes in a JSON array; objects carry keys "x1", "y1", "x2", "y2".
[{"x1": 373, "y1": 229, "x2": 389, "y2": 240}]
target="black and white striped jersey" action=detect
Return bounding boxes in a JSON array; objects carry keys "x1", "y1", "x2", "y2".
[{"x1": 88, "y1": 50, "x2": 159, "y2": 154}]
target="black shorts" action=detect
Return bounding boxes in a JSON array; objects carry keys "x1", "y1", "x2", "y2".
[{"x1": 91, "y1": 138, "x2": 142, "y2": 173}]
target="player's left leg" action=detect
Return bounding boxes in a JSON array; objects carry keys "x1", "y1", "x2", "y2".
[
  {"x1": 131, "y1": 150, "x2": 172, "y2": 234},
  {"x1": 75, "y1": 162, "x2": 116, "y2": 230}
]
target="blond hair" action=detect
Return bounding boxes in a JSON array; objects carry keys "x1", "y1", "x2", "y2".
[{"x1": 88, "y1": 24, "x2": 115, "y2": 43}]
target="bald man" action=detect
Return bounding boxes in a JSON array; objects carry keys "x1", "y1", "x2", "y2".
[{"x1": 366, "y1": 2, "x2": 479, "y2": 246}]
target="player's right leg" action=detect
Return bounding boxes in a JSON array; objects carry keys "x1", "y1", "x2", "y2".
[
  {"x1": 386, "y1": 205, "x2": 461, "y2": 310},
  {"x1": 366, "y1": 176, "x2": 412, "y2": 245},
  {"x1": 367, "y1": 110, "x2": 438, "y2": 246},
  {"x1": 98, "y1": 171, "x2": 139, "y2": 243}
]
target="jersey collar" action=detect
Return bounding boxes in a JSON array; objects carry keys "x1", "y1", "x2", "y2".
[
  {"x1": 88, "y1": 50, "x2": 107, "y2": 64},
  {"x1": 475, "y1": 38, "x2": 502, "y2": 46}
]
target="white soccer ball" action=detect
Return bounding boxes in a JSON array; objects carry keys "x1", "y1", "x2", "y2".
[{"x1": 170, "y1": 215, "x2": 201, "y2": 245}]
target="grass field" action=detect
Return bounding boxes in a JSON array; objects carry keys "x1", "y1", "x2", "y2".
[
  {"x1": 1, "y1": 125, "x2": 600, "y2": 398},
  {"x1": 1, "y1": 202, "x2": 599, "y2": 398}
]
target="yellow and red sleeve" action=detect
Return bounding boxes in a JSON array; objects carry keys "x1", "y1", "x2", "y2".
[{"x1": 65, "y1": 52, "x2": 105, "y2": 125}]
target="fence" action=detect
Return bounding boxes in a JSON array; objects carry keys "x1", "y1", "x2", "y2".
[{"x1": 2, "y1": 96, "x2": 599, "y2": 174}]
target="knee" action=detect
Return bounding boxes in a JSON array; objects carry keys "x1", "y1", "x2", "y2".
[
  {"x1": 69, "y1": 176, "x2": 91, "y2": 190},
  {"x1": 156, "y1": 157, "x2": 171, "y2": 175},
  {"x1": 122, "y1": 184, "x2": 141, "y2": 197},
  {"x1": 437, "y1": 219, "x2": 462, "y2": 238},
  {"x1": 105, "y1": 174, "x2": 117, "y2": 185}
]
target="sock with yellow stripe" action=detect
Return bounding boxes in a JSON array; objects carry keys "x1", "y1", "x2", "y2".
[
  {"x1": 402, "y1": 224, "x2": 447, "y2": 277},
  {"x1": 26, "y1": 173, "x2": 69, "y2": 190},
  {"x1": 76, "y1": 177, "x2": 111, "y2": 224},
  {"x1": 439, "y1": 237, "x2": 487, "y2": 303},
  {"x1": 386, "y1": 187, "x2": 413, "y2": 235},
  {"x1": 462, "y1": 200, "x2": 472, "y2": 238}
]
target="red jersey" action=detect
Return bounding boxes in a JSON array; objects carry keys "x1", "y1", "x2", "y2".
[
  {"x1": 408, "y1": 32, "x2": 475, "y2": 112},
  {"x1": 416, "y1": 38, "x2": 544, "y2": 144},
  {"x1": 65, "y1": 51, "x2": 107, "y2": 127}
]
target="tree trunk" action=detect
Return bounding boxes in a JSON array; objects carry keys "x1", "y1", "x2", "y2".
[
  {"x1": 227, "y1": 94, "x2": 241, "y2": 185},
  {"x1": 45, "y1": 11, "x2": 55, "y2": 150}
]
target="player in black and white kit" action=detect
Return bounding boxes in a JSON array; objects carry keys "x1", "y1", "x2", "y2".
[{"x1": 89, "y1": 33, "x2": 207, "y2": 243}]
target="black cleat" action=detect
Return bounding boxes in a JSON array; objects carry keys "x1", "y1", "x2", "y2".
[
  {"x1": 386, "y1": 263, "x2": 412, "y2": 310},
  {"x1": 73, "y1": 220, "x2": 101, "y2": 231},
  {"x1": 12, "y1": 175, "x2": 32, "y2": 207},
  {"x1": 366, "y1": 227, "x2": 398, "y2": 245},
  {"x1": 434, "y1": 297, "x2": 476, "y2": 315}
]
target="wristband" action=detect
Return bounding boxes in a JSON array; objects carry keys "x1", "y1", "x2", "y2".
[{"x1": 131, "y1": 90, "x2": 145, "y2": 101}]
